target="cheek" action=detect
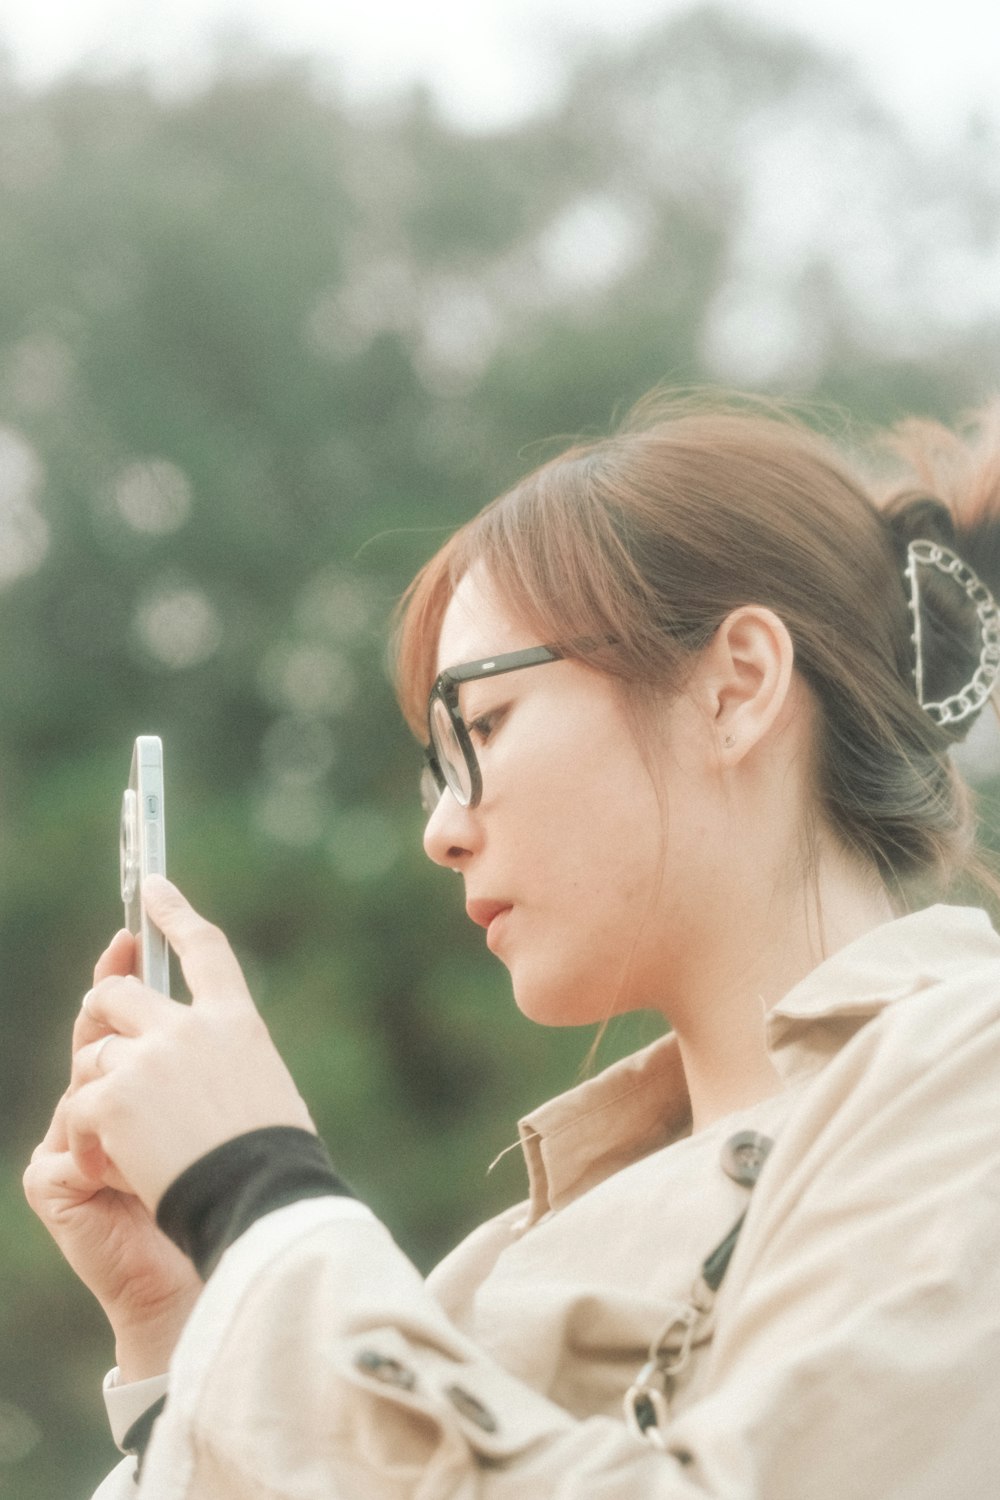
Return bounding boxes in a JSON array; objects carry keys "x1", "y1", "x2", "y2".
[
  {"x1": 498, "y1": 691, "x2": 682, "y2": 904},
  {"x1": 532, "y1": 784, "x2": 670, "y2": 938},
  {"x1": 500, "y1": 789, "x2": 677, "y2": 1021}
]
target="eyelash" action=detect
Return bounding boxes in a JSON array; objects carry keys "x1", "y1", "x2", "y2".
[{"x1": 467, "y1": 708, "x2": 502, "y2": 744}]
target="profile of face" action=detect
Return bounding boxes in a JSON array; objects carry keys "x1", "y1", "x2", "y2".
[{"x1": 422, "y1": 568, "x2": 736, "y2": 1028}]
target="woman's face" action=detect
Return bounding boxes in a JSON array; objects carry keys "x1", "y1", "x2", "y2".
[{"x1": 422, "y1": 569, "x2": 726, "y2": 1026}]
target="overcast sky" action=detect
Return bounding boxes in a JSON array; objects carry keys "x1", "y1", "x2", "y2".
[{"x1": 0, "y1": 0, "x2": 996, "y2": 145}]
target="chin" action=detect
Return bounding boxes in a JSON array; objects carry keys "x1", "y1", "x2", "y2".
[{"x1": 509, "y1": 969, "x2": 613, "y2": 1029}]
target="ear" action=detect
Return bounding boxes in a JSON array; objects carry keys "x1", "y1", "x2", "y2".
[{"x1": 693, "y1": 606, "x2": 796, "y2": 762}]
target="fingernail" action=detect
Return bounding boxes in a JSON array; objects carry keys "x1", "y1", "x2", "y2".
[{"x1": 81, "y1": 988, "x2": 96, "y2": 1017}]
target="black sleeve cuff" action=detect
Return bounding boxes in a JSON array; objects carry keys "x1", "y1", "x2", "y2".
[
  {"x1": 121, "y1": 1393, "x2": 168, "y2": 1482},
  {"x1": 156, "y1": 1126, "x2": 354, "y2": 1280}
]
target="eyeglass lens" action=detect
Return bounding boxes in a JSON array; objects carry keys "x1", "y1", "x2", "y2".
[
  {"x1": 429, "y1": 694, "x2": 473, "y2": 805},
  {"x1": 419, "y1": 764, "x2": 443, "y2": 816}
]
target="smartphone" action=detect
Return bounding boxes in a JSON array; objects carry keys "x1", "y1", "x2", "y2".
[{"x1": 119, "y1": 735, "x2": 170, "y2": 995}]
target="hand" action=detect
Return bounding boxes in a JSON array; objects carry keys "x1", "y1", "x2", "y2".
[
  {"x1": 24, "y1": 930, "x2": 202, "y2": 1380},
  {"x1": 63, "y1": 877, "x2": 316, "y2": 1215}
]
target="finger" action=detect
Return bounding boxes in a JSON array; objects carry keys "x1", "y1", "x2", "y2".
[
  {"x1": 25, "y1": 1139, "x2": 108, "y2": 1210},
  {"x1": 64, "y1": 1112, "x2": 112, "y2": 1190},
  {"x1": 142, "y1": 876, "x2": 251, "y2": 1007},
  {"x1": 79, "y1": 976, "x2": 173, "y2": 1042},
  {"x1": 38, "y1": 1090, "x2": 72, "y2": 1154},
  {"x1": 71, "y1": 933, "x2": 139, "y2": 1052},
  {"x1": 72, "y1": 1032, "x2": 127, "y2": 1091},
  {"x1": 72, "y1": 1002, "x2": 112, "y2": 1054},
  {"x1": 74, "y1": 974, "x2": 152, "y2": 1051},
  {"x1": 94, "y1": 929, "x2": 137, "y2": 985},
  {"x1": 70, "y1": 1034, "x2": 148, "y2": 1186},
  {"x1": 62, "y1": 1088, "x2": 130, "y2": 1195}
]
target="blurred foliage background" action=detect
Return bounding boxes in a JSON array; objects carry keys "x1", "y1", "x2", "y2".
[{"x1": 1, "y1": 6, "x2": 999, "y2": 1494}]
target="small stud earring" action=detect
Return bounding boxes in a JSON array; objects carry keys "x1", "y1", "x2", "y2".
[{"x1": 723, "y1": 734, "x2": 736, "y2": 748}]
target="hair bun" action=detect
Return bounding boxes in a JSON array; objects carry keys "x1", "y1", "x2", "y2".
[{"x1": 883, "y1": 491, "x2": 956, "y2": 558}]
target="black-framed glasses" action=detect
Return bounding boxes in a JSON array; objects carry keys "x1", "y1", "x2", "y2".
[{"x1": 420, "y1": 645, "x2": 563, "y2": 814}]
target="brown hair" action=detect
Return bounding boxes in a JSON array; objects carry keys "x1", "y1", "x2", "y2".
[{"x1": 394, "y1": 395, "x2": 1000, "y2": 901}]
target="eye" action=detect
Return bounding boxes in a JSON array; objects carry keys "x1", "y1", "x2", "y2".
[{"x1": 466, "y1": 707, "x2": 504, "y2": 745}]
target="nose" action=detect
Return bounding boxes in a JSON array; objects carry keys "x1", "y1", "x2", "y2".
[{"x1": 423, "y1": 787, "x2": 478, "y2": 871}]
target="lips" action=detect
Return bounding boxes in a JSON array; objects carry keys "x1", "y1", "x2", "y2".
[{"x1": 466, "y1": 899, "x2": 513, "y2": 930}]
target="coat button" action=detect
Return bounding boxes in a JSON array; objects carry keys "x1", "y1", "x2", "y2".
[
  {"x1": 445, "y1": 1383, "x2": 499, "y2": 1433},
  {"x1": 354, "y1": 1349, "x2": 417, "y2": 1391},
  {"x1": 720, "y1": 1131, "x2": 773, "y2": 1187}
]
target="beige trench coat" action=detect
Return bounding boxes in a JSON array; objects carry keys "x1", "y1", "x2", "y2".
[{"x1": 95, "y1": 904, "x2": 1000, "y2": 1498}]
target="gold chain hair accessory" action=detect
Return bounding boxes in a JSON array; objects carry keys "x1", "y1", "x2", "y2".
[{"x1": 904, "y1": 540, "x2": 1000, "y2": 727}]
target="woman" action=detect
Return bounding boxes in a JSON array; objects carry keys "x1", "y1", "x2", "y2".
[{"x1": 25, "y1": 397, "x2": 1000, "y2": 1498}]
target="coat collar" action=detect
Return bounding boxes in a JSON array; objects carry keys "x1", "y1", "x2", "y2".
[
  {"x1": 516, "y1": 904, "x2": 1000, "y2": 1219},
  {"x1": 517, "y1": 1035, "x2": 691, "y2": 1219},
  {"x1": 766, "y1": 903, "x2": 1000, "y2": 1080}
]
